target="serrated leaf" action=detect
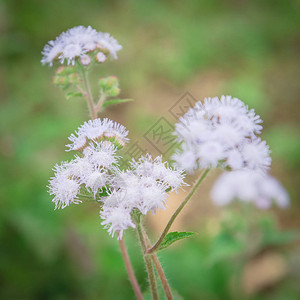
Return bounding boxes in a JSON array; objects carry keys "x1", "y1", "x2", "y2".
[
  {"x1": 65, "y1": 91, "x2": 82, "y2": 100},
  {"x1": 102, "y1": 98, "x2": 133, "y2": 108},
  {"x1": 158, "y1": 231, "x2": 197, "y2": 251}
]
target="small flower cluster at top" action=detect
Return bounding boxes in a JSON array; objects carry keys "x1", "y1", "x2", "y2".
[
  {"x1": 41, "y1": 25, "x2": 122, "y2": 66},
  {"x1": 48, "y1": 118, "x2": 186, "y2": 238},
  {"x1": 172, "y1": 95, "x2": 289, "y2": 209}
]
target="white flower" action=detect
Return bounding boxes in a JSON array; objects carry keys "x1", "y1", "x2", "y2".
[
  {"x1": 240, "y1": 138, "x2": 271, "y2": 172},
  {"x1": 66, "y1": 133, "x2": 87, "y2": 152},
  {"x1": 236, "y1": 109, "x2": 263, "y2": 135},
  {"x1": 162, "y1": 168, "x2": 187, "y2": 192},
  {"x1": 172, "y1": 147, "x2": 198, "y2": 173},
  {"x1": 80, "y1": 54, "x2": 91, "y2": 66},
  {"x1": 226, "y1": 149, "x2": 244, "y2": 170},
  {"x1": 204, "y1": 95, "x2": 247, "y2": 123},
  {"x1": 197, "y1": 140, "x2": 226, "y2": 168},
  {"x1": 211, "y1": 122, "x2": 245, "y2": 148},
  {"x1": 130, "y1": 154, "x2": 186, "y2": 192},
  {"x1": 173, "y1": 96, "x2": 267, "y2": 173},
  {"x1": 102, "y1": 190, "x2": 127, "y2": 209},
  {"x1": 96, "y1": 52, "x2": 106, "y2": 63},
  {"x1": 67, "y1": 156, "x2": 94, "y2": 179},
  {"x1": 100, "y1": 207, "x2": 135, "y2": 239},
  {"x1": 60, "y1": 43, "x2": 84, "y2": 65},
  {"x1": 66, "y1": 118, "x2": 129, "y2": 152},
  {"x1": 48, "y1": 163, "x2": 81, "y2": 209},
  {"x1": 85, "y1": 170, "x2": 108, "y2": 197},
  {"x1": 96, "y1": 32, "x2": 122, "y2": 60},
  {"x1": 211, "y1": 170, "x2": 289, "y2": 209},
  {"x1": 83, "y1": 141, "x2": 118, "y2": 169},
  {"x1": 139, "y1": 184, "x2": 168, "y2": 214},
  {"x1": 41, "y1": 40, "x2": 64, "y2": 66},
  {"x1": 41, "y1": 26, "x2": 122, "y2": 66},
  {"x1": 175, "y1": 118, "x2": 211, "y2": 144}
]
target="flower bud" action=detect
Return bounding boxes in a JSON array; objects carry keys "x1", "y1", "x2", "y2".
[
  {"x1": 80, "y1": 54, "x2": 91, "y2": 66},
  {"x1": 96, "y1": 52, "x2": 106, "y2": 63}
]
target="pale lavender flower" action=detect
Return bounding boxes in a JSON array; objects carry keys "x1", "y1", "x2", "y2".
[
  {"x1": 211, "y1": 170, "x2": 289, "y2": 209},
  {"x1": 41, "y1": 26, "x2": 122, "y2": 66},
  {"x1": 48, "y1": 163, "x2": 81, "y2": 209},
  {"x1": 66, "y1": 118, "x2": 129, "y2": 151},
  {"x1": 83, "y1": 141, "x2": 118, "y2": 169},
  {"x1": 100, "y1": 206, "x2": 135, "y2": 239},
  {"x1": 172, "y1": 95, "x2": 268, "y2": 173}
]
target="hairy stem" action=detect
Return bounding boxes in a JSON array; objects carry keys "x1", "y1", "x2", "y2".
[
  {"x1": 142, "y1": 226, "x2": 173, "y2": 300},
  {"x1": 136, "y1": 222, "x2": 158, "y2": 300},
  {"x1": 147, "y1": 168, "x2": 210, "y2": 254},
  {"x1": 95, "y1": 94, "x2": 106, "y2": 113},
  {"x1": 118, "y1": 236, "x2": 144, "y2": 300},
  {"x1": 81, "y1": 68, "x2": 97, "y2": 119}
]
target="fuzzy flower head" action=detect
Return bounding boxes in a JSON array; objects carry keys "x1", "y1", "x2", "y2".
[
  {"x1": 98, "y1": 154, "x2": 187, "y2": 238},
  {"x1": 100, "y1": 206, "x2": 135, "y2": 239},
  {"x1": 48, "y1": 163, "x2": 82, "y2": 209},
  {"x1": 48, "y1": 118, "x2": 127, "y2": 208},
  {"x1": 66, "y1": 118, "x2": 129, "y2": 152},
  {"x1": 172, "y1": 96, "x2": 269, "y2": 173},
  {"x1": 41, "y1": 26, "x2": 122, "y2": 66},
  {"x1": 83, "y1": 141, "x2": 118, "y2": 169},
  {"x1": 130, "y1": 154, "x2": 187, "y2": 192},
  {"x1": 211, "y1": 170, "x2": 289, "y2": 209}
]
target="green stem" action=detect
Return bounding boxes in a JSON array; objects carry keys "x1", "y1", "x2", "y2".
[
  {"x1": 142, "y1": 226, "x2": 173, "y2": 300},
  {"x1": 95, "y1": 94, "x2": 106, "y2": 113},
  {"x1": 80, "y1": 67, "x2": 97, "y2": 119},
  {"x1": 136, "y1": 221, "x2": 158, "y2": 300},
  {"x1": 147, "y1": 168, "x2": 210, "y2": 254}
]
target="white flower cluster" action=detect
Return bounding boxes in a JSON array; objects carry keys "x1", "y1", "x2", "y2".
[
  {"x1": 211, "y1": 170, "x2": 289, "y2": 210},
  {"x1": 48, "y1": 119, "x2": 186, "y2": 239},
  {"x1": 41, "y1": 26, "x2": 122, "y2": 66},
  {"x1": 48, "y1": 118, "x2": 128, "y2": 209},
  {"x1": 173, "y1": 96, "x2": 267, "y2": 172},
  {"x1": 173, "y1": 95, "x2": 289, "y2": 209},
  {"x1": 100, "y1": 155, "x2": 186, "y2": 238}
]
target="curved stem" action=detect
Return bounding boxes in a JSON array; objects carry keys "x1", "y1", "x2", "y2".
[
  {"x1": 136, "y1": 222, "x2": 158, "y2": 300},
  {"x1": 118, "y1": 237, "x2": 144, "y2": 300},
  {"x1": 81, "y1": 68, "x2": 97, "y2": 119},
  {"x1": 147, "y1": 168, "x2": 210, "y2": 254},
  {"x1": 142, "y1": 226, "x2": 173, "y2": 300}
]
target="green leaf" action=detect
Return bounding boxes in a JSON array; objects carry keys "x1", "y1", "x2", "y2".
[
  {"x1": 158, "y1": 231, "x2": 197, "y2": 251},
  {"x1": 102, "y1": 98, "x2": 133, "y2": 108},
  {"x1": 65, "y1": 91, "x2": 83, "y2": 100}
]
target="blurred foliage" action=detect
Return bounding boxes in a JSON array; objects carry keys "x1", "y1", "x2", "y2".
[{"x1": 0, "y1": 0, "x2": 300, "y2": 299}]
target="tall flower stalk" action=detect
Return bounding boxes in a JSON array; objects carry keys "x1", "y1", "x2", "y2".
[{"x1": 43, "y1": 25, "x2": 290, "y2": 300}]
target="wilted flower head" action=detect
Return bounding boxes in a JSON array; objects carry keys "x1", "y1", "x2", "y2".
[
  {"x1": 211, "y1": 170, "x2": 289, "y2": 209},
  {"x1": 41, "y1": 25, "x2": 122, "y2": 66}
]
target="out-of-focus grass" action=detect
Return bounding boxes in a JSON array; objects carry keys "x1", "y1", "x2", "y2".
[{"x1": 0, "y1": 0, "x2": 300, "y2": 299}]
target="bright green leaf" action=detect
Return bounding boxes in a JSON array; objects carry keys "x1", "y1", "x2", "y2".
[
  {"x1": 158, "y1": 231, "x2": 197, "y2": 251},
  {"x1": 102, "y1": 98, "x2": 133, "y2": 108},
  {"x1": 65, "y1": 91, "x2": 83, "y2": 100}
]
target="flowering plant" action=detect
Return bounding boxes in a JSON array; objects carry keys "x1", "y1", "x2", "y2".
[{"x1": 43, "y1": 26, "x2": 289, "y2": 300}]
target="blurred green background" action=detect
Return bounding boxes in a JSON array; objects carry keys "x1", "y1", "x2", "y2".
[{"x1": 1, "y1": 0, "x2": 300, "y2": 299}]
